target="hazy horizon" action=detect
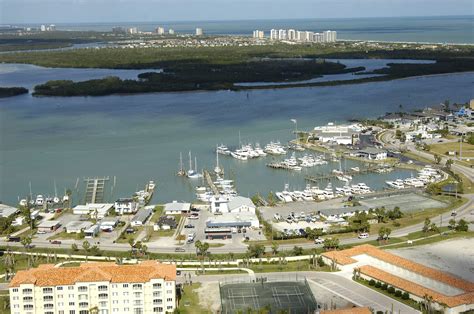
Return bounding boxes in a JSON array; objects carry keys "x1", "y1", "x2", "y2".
[{"x1": 1, "y1": 0, "x2": 473, "y2": 24}]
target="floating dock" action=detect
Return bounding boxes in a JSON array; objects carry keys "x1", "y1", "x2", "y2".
[
  {"x1": 84, "y1": 177, "x2": 109, "y2": 204},
  {"x1": 305, "y1": 165, "x2": 392, "y2": 182}
]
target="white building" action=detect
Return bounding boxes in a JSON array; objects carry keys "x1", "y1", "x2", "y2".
[
  {"x1": 168, "y1": 29, "x2": 175, "y2": 35},
  {"x1": 40, "y1": 25, "x2": 46, "y2": 32},
  {"x1": 128, "y1": 27, "x2": 138, "y2": 34},
  {"x1": 195, "y1": 28, "x2": 203, "y2": 36},
  {"x1": 287, "y1": 29, "x2": 296, "y2": 40},
  {"x1": 37, "y1": 220, "x2": 61, "y2": 233},
  {"x1": 114, "y1": 198, "x2": 138, "y2": 215},
  {"x1": 9, "y1": 261, "x2": 177, "y2": 314},
  {"x1": 270, "y1": 29, "x2": 278, "y2": 40},
  {"x1": 357, "y1": 148, "x2": 388, "y2": 160},
  {"x1": 155, "y1": 26, "x2": 165, "y2": 35},
  {"x1": 312, "y1": 122, "x2": 360, "y2": 145},
  {"x1": 64, "y1": 221, "x2": 93, "y2": 234},
  {"x1": 84, "y1": 224, "x2": 100, "y2": 238},
  {"x1": 252, "y1": 30, "x2": 265, "y2": 39},
  {"x1": 206, "y1": 212, "x2": 260, "y2": 229},
  {"x1": 164, "y1": 201, "x2": 191, "y2": 215},
  {"x1": 73, "y1": 203, "x2": 113, "y2": 219},
  {"x1": 278, "y1": 29, "x2": 287, "y2": 40},
  {"x1": 227, "y1": 196, "x2": 256, "y2": 214}
]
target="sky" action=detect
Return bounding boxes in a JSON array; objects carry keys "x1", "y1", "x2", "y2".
[{"x1": 1, "y1": 0, "x2": 473, "y2": 24}]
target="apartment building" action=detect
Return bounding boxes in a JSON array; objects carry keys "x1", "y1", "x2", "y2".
[{"x1": 9, "y1": 261, "x2": 177, "y2": 314}]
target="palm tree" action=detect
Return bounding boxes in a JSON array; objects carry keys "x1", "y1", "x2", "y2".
[
  {"x1": 4, "y1": 249, "x2": 16, "y2": 281},
  {"x1": 82, "y1": 240, "x2": 91, "y2": 261}
]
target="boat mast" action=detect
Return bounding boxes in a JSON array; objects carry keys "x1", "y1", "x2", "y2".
[
  {"x1": 54, "y1": 179, "x2": 58, "y2": 198},
  {"x1": 195, "y1": 157, "x2": 198, "y2": 173},
  {"x1": 180, "y1": 152, "x2": 184, "y2": 172},
  {"x1": 189, "y1": 151, "x2": 192, "y2": 171}
]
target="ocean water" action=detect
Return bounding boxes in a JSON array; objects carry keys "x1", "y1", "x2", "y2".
[
  {"x1": 48, "y1": 15, "x2": 474, "y2": 44},
  {"x1": 1, "y1": 61, "x2": 473, "y2": 205}
]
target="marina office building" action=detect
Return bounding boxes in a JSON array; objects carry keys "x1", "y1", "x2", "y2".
[{"x1": 9, "y1": 261, "x2": 177, "y2": 314}]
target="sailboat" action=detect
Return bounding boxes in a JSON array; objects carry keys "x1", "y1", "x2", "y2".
[
  {"x1": 187, "y1": 152, "x2": 202, "y2": 179},
  {"x1": 214, "y1": 145, "x2": 224, "y2": 175},
  {"x1": 177, "y1": 152, "x2": 186, "y2": 176},
  {"x1": 53, "y1": 180, "x2": 60, "y2": 204}
]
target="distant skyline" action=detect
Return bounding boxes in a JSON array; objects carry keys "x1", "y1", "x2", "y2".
[{"x1": 1, "y1": 0, "x2": 473, "y2": 24}]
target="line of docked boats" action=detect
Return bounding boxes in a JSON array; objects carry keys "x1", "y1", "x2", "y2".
[
  {"x1": 217, "y1": 141, "x2": 294, "y2": 161},
  {"x1": 275, "y1": 182, "x2": 373, "y2": 203},
  {"x1": 133, "y1": 180, "x2": 156, "y2": 205},
  {"x1": 268, "y1": 152, "x2": 329, "y2": 171},
  {"x1": 19, "y1": 181, "x2": 69, "y2": 207},
  {"x1": 195, "y1": 176, "x2": 237, "y2": 202},
  {"x1": 385, "y1": 166, "x2": 443, "y2": 189}
]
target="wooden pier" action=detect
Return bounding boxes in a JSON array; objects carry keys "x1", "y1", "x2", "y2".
[
  {"x1": 203, "y1": 170, "x2": 219, "y2": 195},
  {"x1": 84, "y1": 176, "x2": 109, "y2": 204},
  {"x1": 266, "y1": 163, "x2": 294, "y2": 170}
]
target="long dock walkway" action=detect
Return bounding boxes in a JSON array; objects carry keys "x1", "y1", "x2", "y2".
[
  {"x1": 84, "y1": 177, "x2": 109, "y2": 203},
  {"x1": 203, "y1": 170, "x2": 219, "y2": 195},
  {"x1": 305, "y1": 165, "x2": 390, "y2": 182}
]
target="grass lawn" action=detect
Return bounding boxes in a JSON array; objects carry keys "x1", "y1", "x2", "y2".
[
  {"x1": 250, "y1": 261, "x2": 331, "y2": 273},
  {"x1": 48, "y1": 231, "x2": 85, "y2": 241},
  {"x1": 402, "y1": 151, "x2": 434, "y2": 164},
  {"x1": 380, "y1": 231, "x2": 474, "y2": 249},
  {"x1": 0, "y1": 295, "x2": 10, "y2": 314},
  {"x1": 430, "y1": 141, "x2": 474, "y2": 165},
  {"x1": 177, "y1": 283, "x2": 210, "y2": 314},
  {"x1": 116, "y1": 226, "x2": 144, "y2": 244},
  {"x1": 248, "y1": 237, "x2": 313, "y2": 246},
  {"x1": 457, "y1": 171, "x2": 474, "y2": 193}
]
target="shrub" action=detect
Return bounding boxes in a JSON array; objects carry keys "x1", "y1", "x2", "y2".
[
  {"x1": 402, "y1": 292, "x2": 410, "y2": 300},
  {"x1": 369, "y1": 279, "x2": 376, "y2": 286},
  {"x1": 387, "y1": 286, "x2": 395, "y2": 294},
  {"x1": 381, "y1": 283, "x2": 388, "y2": 290},
  {"x1": 395, "y1": 290, "x2": 402, "y2": 297},
  {"x1": 375, "y1": 281, "x2": 382, "y2": 288}
]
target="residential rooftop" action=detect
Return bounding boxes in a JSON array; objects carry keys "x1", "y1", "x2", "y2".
[{"x1": 9, "y1": 261, "x2": 176, "y2": 287}]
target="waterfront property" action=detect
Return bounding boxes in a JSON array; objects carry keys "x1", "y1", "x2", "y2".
[
  {"x1": 130, "y1": 208, "x2": 153, "y2": 227},
  {"x1": 64, "y1": 221, "x2": 93, "y2": 234},
  {"x1": 355, "y1": 148, "x2": 388, "y2": 160},
  {"x1": 9, "y1": 261, "x2": 177, "y2": 314},
  {"x1": 164, "y1": 201, "x2": 191, "y2": 215},
  {"x1": 72, "y1": 203, "x2": 114, "y2": 219},
  {"x1": 322, "y1": 245, "x2": 474, "y2": 314},
  {"x1": 114, "y1": 198, "x2": 138, "y2": 215},
  {"x1": 311, "y1": 123, "x2": 361, "y2": 146}
]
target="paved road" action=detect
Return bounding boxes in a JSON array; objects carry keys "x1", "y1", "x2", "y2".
[{"x1": 177, "y1": 271, "x2": 419, "y2": 313}]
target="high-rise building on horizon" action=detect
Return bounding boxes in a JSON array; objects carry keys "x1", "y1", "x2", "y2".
[
  {"x1": 155, "y1": 26, "x2": 165, "y2": 35},
  {"x1": 253, "y1": 30, "x2": 265, "y2": 39},
  {"x1": 195, "y1": 27, "x2": 203, "y2": 36},
  {"x1": 270, "y1": 29, "x2": 278, "y2": 40},
  {"x1": 168, "y1": 28, "x2": 175, "y2": 35},
  {"x1": 128, "y1": 27, "x2": 138, "y2": 34}
]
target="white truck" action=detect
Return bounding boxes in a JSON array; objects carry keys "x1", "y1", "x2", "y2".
[{"x1": 187, "y1": 232, "x2": 196, "y2": 243}]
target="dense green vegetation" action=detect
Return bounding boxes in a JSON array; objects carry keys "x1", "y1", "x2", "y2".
[
  {"x1": 0, "y1": 87, "x2": 28, "y2": 98},
  {"x1": 33, "y1": 60, "x2": 363, "y2": 96}
]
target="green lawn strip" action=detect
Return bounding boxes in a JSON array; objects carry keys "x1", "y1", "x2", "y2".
[
  {"x1": 380, "y1": 231, "x2": 474, "y2": 250},
  {"x1": 47, "y1": 231, "x2": 85, "y2": 241},
  {"x1": 177, "y1": 283, "x2": 210, "y2": 314}
]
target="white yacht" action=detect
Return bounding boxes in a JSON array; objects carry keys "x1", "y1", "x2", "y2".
[
  {"x1": 19, "y1": 199, "x2": 28, "y2": 207},
  {"x1": 217, "y1": 144, "x2": 231, "y2": 155},
  {"x1": 187, "y1": 153, "x2": 203, "y2": 179},
  {"x1": 386, "y1": 179, "x2": 405, "y2": 189},
  {"x1": 231, "y1": 150, "x2": 248, "y2": 161},
  {"x1": 350, "y1": 167, "x2": 360, "y2": 172},
  {"x1": 35, "y1": 195, "x2": 44, "y2": 206},
  {"x1": 254, "y1": 143, "x2": 267, "y2": 157}
]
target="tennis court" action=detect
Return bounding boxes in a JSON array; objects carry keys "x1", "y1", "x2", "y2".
[
  {"x1": 360, "y1": 193, "x2": 447, "y2": 212},
  {"x1": 220, "y1": 280, "x2": 318, "y2": 313}
]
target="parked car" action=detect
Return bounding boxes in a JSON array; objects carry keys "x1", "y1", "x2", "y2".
[
  {"x1": 314, "y1": 238, "x2": 324, "y2": 244},
  {"x1": 358, "y1": 233, "x2": 369, "y2": 239},
  {"x1": 184, "y1": 224, "x2": 194, "y2": 228},
  {"x1": 37, "y1": 230, "x2": 46, "y2": 235},
  {"x1": 451, "y1": 211, "x2": 457, "y2": 217},
  {"x1": 175, "y1": 247, "x2": 185, "y2": 252},
  {"x1": 50, "y1": 240, "x2": 62, "y2": 244}
]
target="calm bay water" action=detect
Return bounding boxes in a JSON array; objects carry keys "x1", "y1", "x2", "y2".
[
  {"x1": 0, "y1": 62, "x2": 474, "y2": 205},
  {"x1": 47, "y1": 15, "x2": 474, "y2": 44}
]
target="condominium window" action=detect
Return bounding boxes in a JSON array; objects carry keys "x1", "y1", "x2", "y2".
[
  {"x1": 69, "y1": 302, "x2": 75, "y2": 306},
  {"x1": 153, "y1": 307, "x2": 163, "y2": 313},
  {"x1": 98, "y1": 293, "x2": 108, "y2": 299},
  {"x1": 24, "y1": 304, "x2": 34, "y2": 310},
  {"x1": 124, "y1": 308, "x2": 129, "y2": 312},
  {"x1": 79, "y1": 294, "x2": 88, "y2": 300},
  {"x1": 133, "y1": 292, "x2": 142, "y2": 298},
  {"x1": 132, "y1": 284, "x2": 142, "y2": 290},
  {"x1": 78, "y1": 286, "x2": 88, "y2": 292},
  {"x1": 68, "y1": 286, "x2": 74, "y2": 290},
  {"x1": 133, "y1": 308, "x2": 143, "y2": 314},
  {"x1": 44, "y1": 303, "x2": 54, "y2": 309},
  {"x1": 166, "y1": 298, "x2": 173, "y2": 302},
  {"x1": 43, "y1": 287, "x2": 53, "y2": 293},
  {"x1": 12, "y1": 288, "x2": 18, "y2": 293},
  {"x1": 133, "y1": 300, "x2": 142, "y2": 306},
  {"x1": 57, "y1": 286, "x2": 64, "y2": 291},
  {"x1": 12, "y1": 296, "x2": 19, "y2": 301},
  {"x1": 58, "y1": 294, "x2": 64, "y2": 298},
  {"x1": 79, "y1": 311, "x2": 88, "y2": 314},
  {"x1": 98, "y1": 285, "x2": 108, "y2": 291},
  {"x1": 58, "y1": 302, "x2": 64, "y2": 307},
  {"x1": 153, "y1": 291, "x2": 161, "y2": 297},
  {"x1": 123, "y1": 284, "x2": 129, "y2": 288},
  {"x1": 59, "y1": 311, "x2": 65, "y2": 314},
  {"x1": 22, "y1": 288, "x2": 32, "y2": 294},
  {"x1": 79, "y1": 302, "x2": 89, "y2": 308},
  {"x1": 166, "y1": 290, "x2": 172, "y2": 294},
  {"x1": 124, "y1": 300, "x2": 129, "y2": 304},
  {"x1": 69, "y1": 294, "x2": 75, "y2": 299},
  {"x1": 69, "y1": 311, "x2": 76, "y2": 314},
  {"x1": 44, "y1": 295, "x2": 54, "y2": 301},
  {"x1": 153, "y1": 283, "x2": 162, "y2": 289},
  {"x1": 23, "y1": 296, "x2": 33, "y2": 302},
  {"x1": 13, "y1": 304, "x2": 19, "y2": 308},
  {"x1": 167, "y1": 306, "x2": 173, "y2": 310},
  {"x1": 111, "y1": 284, "x2": 118, "y2": 289},
  {"x1": 112, "y1": 300, "x2": 118, "y2": 304},
  {"x1": 45, "y1": 312, "x2": 54, "y2": 314},
  {"x1": 99, "y1": 301, "x2": 107, "y2": 307},
  {"x1": 153, "y1": 299, "x2": 162, "y2": 305},
  {"x1": 99, "y1": 310, "x2": 109, "y2": 314},
  {"x1": 166, "y1": 282, "x2": 172, "y2": 286},
  {"x1": 123, "y1": 291, "x2": 129, "y2": 296}
]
